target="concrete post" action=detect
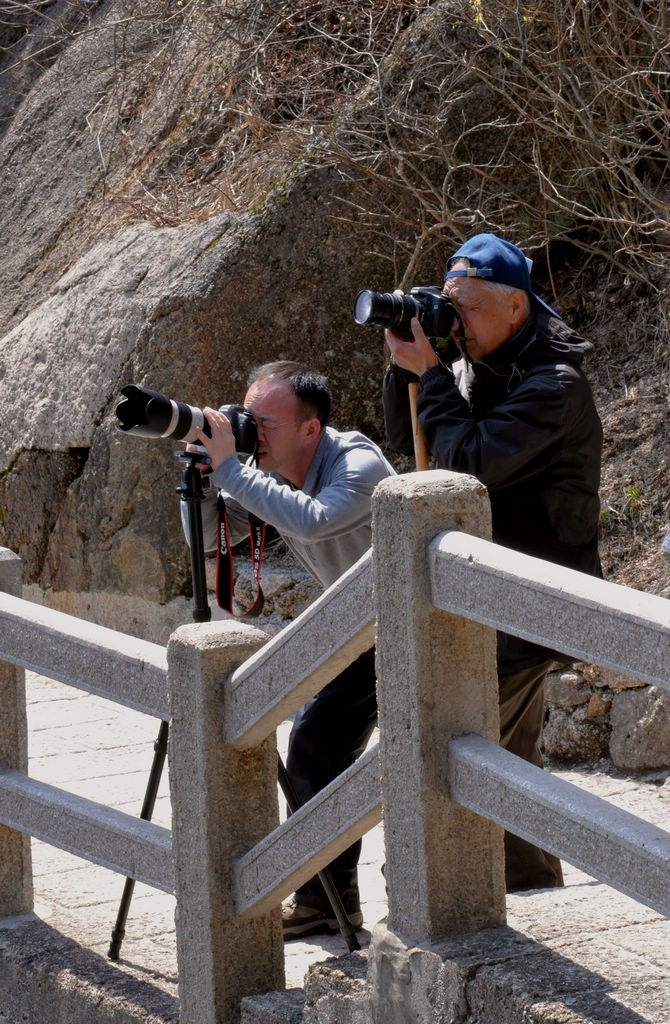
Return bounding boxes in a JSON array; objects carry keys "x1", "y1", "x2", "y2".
[
  {"x1": 0, "y1": 548, "x2": 33, "y2": 916},
  {"x1": 167, "y1": 620, "x2": 284, "y2": 1024},
  {"x1": 371, "y1": 472, "x2": 506, "y2": 944}
]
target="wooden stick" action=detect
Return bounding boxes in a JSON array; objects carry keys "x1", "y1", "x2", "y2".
[{"x1": 408, "y1": 382, "x2": 430, "y2": 471}]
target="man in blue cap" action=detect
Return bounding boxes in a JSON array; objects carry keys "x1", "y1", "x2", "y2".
[{"x1": 383, "y1": 232, "x2": 602, "y2": 892}]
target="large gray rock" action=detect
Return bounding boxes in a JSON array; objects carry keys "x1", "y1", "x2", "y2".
[
  {"x1": 0, "y1": 3, "x2": 389, "y2": 609},
  {"x1": 609, "y1": 686, "x2": 670, "y2": 771},
  {"x1": 0, "y1": 183, "x2": 386, "y2": 604},
  {"x1": 543, "y1": 705, "x2": 610, "y2": 763}
]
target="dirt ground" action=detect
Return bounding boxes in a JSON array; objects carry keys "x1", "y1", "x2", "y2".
[
  {"x1": 578, "y1": 268, "x2": 669, "y2": 600},
  {"x1": 596, "y1": 371, "x2": 668, "y2": 596}
]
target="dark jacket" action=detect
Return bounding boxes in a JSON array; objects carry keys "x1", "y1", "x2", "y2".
[{"x1": 383, "y1": 311, "x2": 603, "y2": 670}]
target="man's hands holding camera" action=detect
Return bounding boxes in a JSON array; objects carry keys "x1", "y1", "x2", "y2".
[
  {"x1": 385, "y1": 317, "x2": 440, "y2": 377},
  {"x1": 188, "y1": 407, "x2": 236, "y2": 472}
]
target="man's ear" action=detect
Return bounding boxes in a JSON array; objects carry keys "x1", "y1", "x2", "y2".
[
  {"x1": 509, "y1": 289, "x2": 529, "y2": 328},
  {"x1": 302, "y1": 416, "x2": 322, "y2": 441}
]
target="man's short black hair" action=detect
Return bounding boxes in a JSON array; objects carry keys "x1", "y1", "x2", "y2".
[{"x1": 248, "y1": 361, "x2": 331, "y2": 426}]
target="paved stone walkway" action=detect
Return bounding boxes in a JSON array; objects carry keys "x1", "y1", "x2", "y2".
[
  {"x1": 4, "y1": 670, "x2": 669, "y2": 1022},
  {"x1": 23, "y1": 672, "x2": 387, "y2": 999}
]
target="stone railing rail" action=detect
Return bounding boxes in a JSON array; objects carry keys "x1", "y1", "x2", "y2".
[{"x1": 0, "y1": 470, "x2": 668, "y2": 1024}]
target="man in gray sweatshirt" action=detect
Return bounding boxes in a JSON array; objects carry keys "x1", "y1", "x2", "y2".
[{"x1": 183, "y1": 360, "x2": 395, "y2": 937}]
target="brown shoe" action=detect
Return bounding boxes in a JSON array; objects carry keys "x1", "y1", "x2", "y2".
[{"x1": 281, "y1": 897, "x2": 363, "y2": 940}]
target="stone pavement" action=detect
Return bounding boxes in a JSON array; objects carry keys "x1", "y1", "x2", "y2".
[{"x1": 0, "y1": 670, "x2": 668, "y2": 1023}]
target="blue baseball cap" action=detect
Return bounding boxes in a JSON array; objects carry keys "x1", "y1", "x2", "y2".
[{"x1": 444, "y1": 233, "x2": 561, "y2": 319}]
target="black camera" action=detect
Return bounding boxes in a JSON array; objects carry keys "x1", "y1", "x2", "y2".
[
  {"x1": 353, "y1": 286, "x2": 458, "y2": 339},
  {"x1": 115, "y1": 384, "x2": 258, "y2": 457}
]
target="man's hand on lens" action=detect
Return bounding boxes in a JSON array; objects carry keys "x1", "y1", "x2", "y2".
[
  {"x1": 385, "y1": 317, "x2": 439, "y2": 377},
  {"x1": 193, "y1": 407, "x2": 237, "y2": 472}
]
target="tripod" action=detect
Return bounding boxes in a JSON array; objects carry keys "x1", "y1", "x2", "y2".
[{"x1": 108, "y1": 451, "x2": 360, "y2": 958}]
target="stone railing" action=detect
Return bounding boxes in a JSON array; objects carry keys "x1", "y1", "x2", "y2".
[
  {"x1": 0, "y1": 470, "x2": 668, "y2": 1024},
  {"x1": 372, "y1": 472, "x2": 669, "y2": 950}
]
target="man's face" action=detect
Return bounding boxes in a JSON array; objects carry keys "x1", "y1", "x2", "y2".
[
  {"x1": 243, "y1": 378, "x2": 314, "y2": 482},
  {"x1": 443, "y1": 269, "x2": 526, "y2": 362}
]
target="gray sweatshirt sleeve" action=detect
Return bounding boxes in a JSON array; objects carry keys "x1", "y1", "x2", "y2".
[{"x1": 209, "y1": 444, "x2": 389, "y2": 542}]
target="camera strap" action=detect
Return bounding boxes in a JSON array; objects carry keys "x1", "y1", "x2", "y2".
[{"x1": 215, "y1": 493, "x2": 266, "y2": 617}]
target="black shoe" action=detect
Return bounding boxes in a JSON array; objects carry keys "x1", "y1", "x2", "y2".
[{"x1": 281, "y1": 897, "x2": 363, "y2": 940}]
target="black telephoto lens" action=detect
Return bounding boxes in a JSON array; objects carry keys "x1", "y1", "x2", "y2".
[{"x1": 115, "y1": 384, "x2": 207, "y2": 443}]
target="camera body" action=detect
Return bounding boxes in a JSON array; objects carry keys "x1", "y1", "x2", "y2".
[
  {"x1": 353, "y1": 285, "x2": 457, "y2": 338},
  {"x1": 115, "y1": 384, "x2": 258, "y2": 457},
  {"x1": 216, "y1": 403, "x2": 258, "y2": 457}
]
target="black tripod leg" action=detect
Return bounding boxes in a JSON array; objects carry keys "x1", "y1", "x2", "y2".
[
  {"x1": 110, "y1": 452, "x2": 210, "y2": 960},
  {"x1": 277, "y1": 754, "x2": 360, "y2": 953},
  {"x1": 110, "y1": 452, "x2": 358, "y2": 959},
  {"x1": 108, "y1": 719, "x2": 169, "y2": 960}
]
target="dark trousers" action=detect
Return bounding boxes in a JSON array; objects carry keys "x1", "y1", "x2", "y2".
[
  {"x1": 287, "y1": 649, "x2": 561, "y2": 909},
  {"x1": 286, "y1": 647, "x2": 378, "y2": 914},
  {"x1": 499, "y1": 659, "x2": 564, "y2": 892}
]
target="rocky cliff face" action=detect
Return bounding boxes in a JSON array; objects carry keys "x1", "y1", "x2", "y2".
[
  {"x1": 0, "y1": 187, "x2": 386, "y2": 604},
  {"x1": 0, "y1": 0, "x2": 391, "y2": 606}
]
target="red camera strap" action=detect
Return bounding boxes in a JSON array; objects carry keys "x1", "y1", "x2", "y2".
[{"x1": 215, "y1": 494, "x2": 266, "y2": 617}]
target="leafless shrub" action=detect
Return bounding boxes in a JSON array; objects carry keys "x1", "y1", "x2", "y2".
[{"x1": 297, "y1": 0, "x2": 669, "y2": 288}]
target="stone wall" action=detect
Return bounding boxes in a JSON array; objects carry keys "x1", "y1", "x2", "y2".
[{"x1": 545, "y1": 663, "x2": 670, "y2": 772}]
